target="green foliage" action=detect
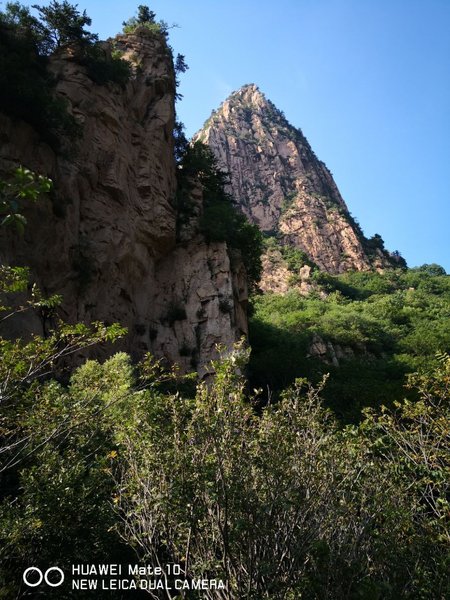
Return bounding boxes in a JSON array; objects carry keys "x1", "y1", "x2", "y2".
[
  {"x1": 0, "y1": 7, "x2": 447, "y2": 596},
  {"x1": 202, "y1": 202, "x2": 263, "y2": 285},
  {"x1": 366, "y1": 232, "x2": 385, "y2": 251},
  {"x1": 0, "y1": 265, "x2": 28, "y2": 295},
  {"x1": 173, "y1": 119, "x2": 189, "y2": 163},
  {"x1": 122, "y1": 4, "x2": 168, "y2": 36},
  {"x1": 0, "y1": 251, "x2": 128, "y2": 595},
  {"x1": 117, "y1": 345, "x2": 449, "y2": 599},
  {"x1": 0, "y1": 1, "x2": 50, "y2": 54},
  {"x1": 0, "y1": 2, "x2": 132, "y2": 148},
  {"x1": 34, "y1": 1, "x2": 133, "y2": 87},
  {"x1": 412, "y1": 263, "x2": 447, "y2": 276},
  {"x1": 0, "y1": 320, "x2": 448, "y2": 598},
  {"x1": 31, "y1": 0, "x2": 98, "y2": 52},
  {"x1": 174, "y1": 52, "x2": 188, "y2": 75},
  {"x1": 250, "y1": 268, "x2": 450, "y2": 420},
  {"x1": 359, "y1": 354, "x2": 450, "y2": 595},
  {"x1": 137, "y1": 5, "x2": 156, "y2": 23},
  {"x1": 281, "y1": 244, "x2": 318, "y2": 275},
  {"x1": 0, "y1": 320, "x2": 126, "y2": 406},
  {"x1": 0, "y1": 353, "x2": 136, "y2": 596},
  {"x1": 361, "y1": 233, "x2": 407, "y2": 268},
  {"x1": 123, "y1": 19, "x2": 163, "y2": 35},
  {"x1": 81, "y1": 44, "x2": 132, "y2": 86},
  {"x1": 0, "y1": 3, "x2": 81, "y2": 147},
  {"x1": 174, "y1": 52, "x2": 188, "y2": 97},
  {"x1": 0, "y1": 167, "x2": 52, "y2": 233}
]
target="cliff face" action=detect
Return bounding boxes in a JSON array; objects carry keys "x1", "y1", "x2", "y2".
[
  {"x1": 195, "y1": 84, "x2": 398, "y2": 280},
  {"x1": 0, "y1": 29, "x2": 247, "y2": 375}
]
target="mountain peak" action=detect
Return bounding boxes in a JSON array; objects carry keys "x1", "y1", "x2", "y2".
[
  {"x1": 195, "y1": 89, "x2": 400, "y2": 276},
  {"x1": 226, "y1": 83, "x2": 267, "y2": 108},
  {"x1": 231, "y1": 83, "x2": 262, "y2": 97}
]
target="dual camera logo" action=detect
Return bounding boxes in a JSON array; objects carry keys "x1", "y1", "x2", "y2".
[{"x1": 23, "y1": 566, "x2": 64, "y2": 587}]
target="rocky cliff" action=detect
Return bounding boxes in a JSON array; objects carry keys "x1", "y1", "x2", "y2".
[
  {"x1": 195, "y1": 84, "x2": 401, "y2": 284},
  {"x1": 0, "y1": 28, "x2": 247, "y2": 376}
]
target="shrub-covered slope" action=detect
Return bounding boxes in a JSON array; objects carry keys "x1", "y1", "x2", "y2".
[{"x1": 249, "y1": 265, "x2": 450, "y2": 420}]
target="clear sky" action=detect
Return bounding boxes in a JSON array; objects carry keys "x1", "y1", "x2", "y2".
[{"x1": 29, "y1": 1, "x2": 450, "y2": 269}]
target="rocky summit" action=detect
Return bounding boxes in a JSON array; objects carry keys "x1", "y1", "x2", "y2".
[{"x1": 195, "y1": 84, "x2": 402, "y2": 287}]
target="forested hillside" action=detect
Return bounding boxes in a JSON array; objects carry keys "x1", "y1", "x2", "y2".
[{"x1": 250, "y1": 262, "x2": 450, "y2": 420}]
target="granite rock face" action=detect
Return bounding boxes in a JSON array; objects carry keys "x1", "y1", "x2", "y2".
[
  {"x1": 195, "y1": 84, "x2": 400, "y2": 285},
  {"x1": 0, "y1": 29, "x2": 247, "y2": 372}
]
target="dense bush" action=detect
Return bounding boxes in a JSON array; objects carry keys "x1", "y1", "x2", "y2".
[
  {"x1": 0, "y1": 354, "x2": 133, "y2": 597},
  {"x1": 0, "y1": 255, "x2": 128, "y2": 597},
  {"x1": 1, "y1": 255, "x2": 448, "y2": 597}
]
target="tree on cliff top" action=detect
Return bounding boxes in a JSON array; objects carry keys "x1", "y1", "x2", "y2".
[
  {"x1": 136, "y1": 4, "x2": 156, "y2": 24},
  {"x1": 122, "y1": 4, "x2": 173, "y2": 36},
  {"x1": 1, "y1": 1, "x2": 97, "y2": 55},
  {"x1": 31, "y1": 0, "x2": 97, "y2": 53}
]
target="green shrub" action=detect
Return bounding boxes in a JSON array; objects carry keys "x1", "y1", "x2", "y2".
[
  {"x1": 122, "y1": 4, "x2": 168, "y2": 36},
  {"x1": 0, "y1": 352, "x2": 134, "y2": 596},
  {"x1": 281, "y1": 244, "x2": 318, "y2": 273},
  {"x1": 0, "y1": 167, "x2": 52, "y2": 232},
  {"x1": 81, "y1": 44, "x2": 132, "y2": 86},
  {"x1": 118, "y1": 346, "x2": 450, "y2": 598},
  {"x1": 412, "y1": 263, "x2": 447, "y2": 276},
  {"x1": 1, "y1": 264, "x2": 448, "y2": 598}
]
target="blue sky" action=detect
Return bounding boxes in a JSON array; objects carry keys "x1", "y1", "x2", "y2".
[{"x1": 29, "y1": 1, "x2": 450, "y2": 269}]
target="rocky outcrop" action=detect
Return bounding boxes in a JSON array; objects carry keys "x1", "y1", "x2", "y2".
[
  {"x1": 195, "y1": 84, "x2": 401, "y2": 281},
  {"x1": 259, "y1": 245, "x2": 316, "y2": 296},
  {"x1": 307, "y1": 333, "x2": 356, "y2": 367},
  {"x1": 0, "y1": 28, "x2": 247, "y2": 373},
  {"x1": 153, "y1": 238, "x2": 248, "y2": 377}
]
